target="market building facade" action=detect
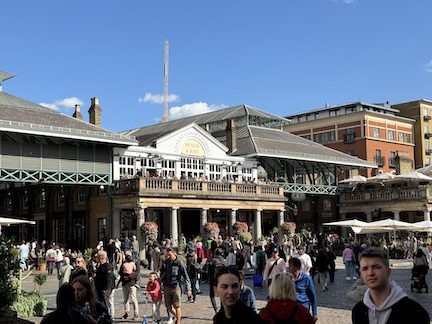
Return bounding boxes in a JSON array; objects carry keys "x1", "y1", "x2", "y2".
[{"x1": 112, "y1": 105, "x2": 375, "y2": 245}]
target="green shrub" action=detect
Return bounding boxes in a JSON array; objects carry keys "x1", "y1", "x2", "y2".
[{"x1": 11, "y1": 292, "x2": 47, "y2": 317}]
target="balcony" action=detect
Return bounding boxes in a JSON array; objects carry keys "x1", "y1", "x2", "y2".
[
  {"x1": 425, "y1": 133, "x2": 432, "y2": 139},
  {"x1": 426, "y1": 149, "x2": 432, "y2": 156},
  {"x1": 424, "y1": 115, "x2": 432, "y2": 122},
  {"x1": 374, "y1": 156, "x2": 385, "y2": 167},
  {"x1": 340, "y1": 185, "x2": 432, "y2": 203},
  {"x1": 343, "y1": 133, "x2": 356, "y2": 143},
  {"x1": 113, "y1": 177, "x2": 285, "y2": 200}
]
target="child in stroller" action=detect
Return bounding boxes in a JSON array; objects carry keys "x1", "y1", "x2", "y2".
[{"x1": 411, "y1": 249, "x2": 429, "y2": 293}]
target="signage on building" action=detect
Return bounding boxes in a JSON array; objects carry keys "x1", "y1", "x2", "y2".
[{"x1": 180, "y1": 139, "x2": 205, "y2": 157}]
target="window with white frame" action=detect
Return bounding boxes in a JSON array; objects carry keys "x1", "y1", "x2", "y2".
[
  {"x1": 398, "y1": 132, "x2": 404, "y2": 142},
  {"x1": 78, "y1": 187, "x2": 86, "y2": 204},
  {"x1": 387, "y1": 130, "x2": 395, "y2": 141},
  {"x1": 242, "y1": 167, "x2": 253, "y2": 181},
  {"x1": 209, "y1": 164, "x2": 222, "y2": 180},
  {"x1": 226, "y1": 165, "x2": 238, "y2": 181},
  {"x1": 373, "y1": 128, "x2": 380, "y2": 138},
  {"x1": 329, "y1": 131, "x2": 335, "y2": 142},
  {"x1": 406, "y1": 133, "x2": 411, "y2": 143},
  {"x1": 161, "y1": 160, "x2": 175, "y2": 178},
  {"x1": 321, "y1": 132, "x2": 328, "y2": 143},
  {"x1": 180, "y1": 157, "x2": 204, "y2": 179},
  {"x1": 119, "y1": 156, "x2": 135, "y2": 177}
]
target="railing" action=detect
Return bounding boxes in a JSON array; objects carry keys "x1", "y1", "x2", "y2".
[
  {"x1": 113, "y1": 177, "x2": 284, "y2": 198},
  {"x1": 280, "y1": 183, "x2": 338, "y2": 195},
  {"x1": 340, "y1": 186, "x2": 431, "y2": 203}
]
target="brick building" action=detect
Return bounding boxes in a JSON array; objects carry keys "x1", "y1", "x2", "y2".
[
  {"x1": 284, "y1": 102, "x2": 415, "y2": 177},
  {"x1": 393, "y1": 99, "x2": 432, "y2": 169}
]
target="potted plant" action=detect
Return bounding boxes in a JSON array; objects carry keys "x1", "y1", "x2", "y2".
[
  {"x1": 202, "y1": 222, "x2": 220, "y2": 240},
  {"x1": 37, "y1": 257, "x2": 46, "y2": 271},
  {"x1": 33, "y1": 273, "x2": 48, "y2": 294}
]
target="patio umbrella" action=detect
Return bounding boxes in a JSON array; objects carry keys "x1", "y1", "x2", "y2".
[
  {"x1": 351, "y1": 226, "x2": 393, "y2": 234},
  {"x1": 416, "y1": 165, "x2": 432, "y2": 176},
  {"x1": 392, "y1": 171, "x2": 432, "y2": 182},
  {"x1": 323, "y1": 219, "x2": 369, "y2": 227},
  {"x1": 0, "y1": 217, "x2": 35, "y2": 225},
  {"x1": 362, "y1": 218, "x2": 421, "y2": 230},
  {"x1": 410, "y1": 220, "x2": 432, "y2": 232},
  {"x1": 367, "y1": 173, "x2": 395, "y2": 183},
  {"x1": 339, "y1": 175, "x2": 367, "y2": 184}
]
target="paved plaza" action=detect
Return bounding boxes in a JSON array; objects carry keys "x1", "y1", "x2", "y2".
[{"x1": 23, "y1": 257, "x2": 432, "y2": 324}]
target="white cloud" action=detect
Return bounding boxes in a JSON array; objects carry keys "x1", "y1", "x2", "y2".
[
  {"x1": 138, "y1": 92, "x2": 180, "y2": 104},
  {"x1": 343, "y1": 0, "x2": 354, "y2": 3},
  {"x1": 425, "y1": 60, "x2": 432, "y2": 73},
  {"x1": 40, "y1": 96, "x2": 83, "y2": 111},
  {"x1": 169, "y1": 102, "x2": 224, "y2": 120}
]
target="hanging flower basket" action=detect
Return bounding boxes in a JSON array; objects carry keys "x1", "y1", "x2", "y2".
[
  {"x1": 141, "y1": 221, "x2": 158, "y2": 241},
  {"x1": 202, "y1": 222, "x2": 220, "y2": 240},
  {"x1": 279, "y1": 222, "x2": 296, "y2": 235},
  {"x1": 232, "y1": 221, "x2": 248, "y2": 235}
]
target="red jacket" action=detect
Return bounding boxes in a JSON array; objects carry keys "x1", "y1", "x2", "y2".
[
  {"x1": 146, "y1": 280, "x2": 162, "y2": 302},
  {"x1": 259, "y1": 299, "x2": 315, "y2": 324}
]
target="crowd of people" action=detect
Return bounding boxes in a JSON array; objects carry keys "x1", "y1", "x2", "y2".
[{"x1": 15, "y1": 230, "x2": 432, "y2": 324}]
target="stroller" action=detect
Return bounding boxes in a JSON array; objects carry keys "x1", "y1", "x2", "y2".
[{"x1": 411, "y1": 265, "x2": 429, "y2": 293}]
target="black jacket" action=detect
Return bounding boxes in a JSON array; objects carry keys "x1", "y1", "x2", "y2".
[
  {"x1": 213, "y1": 301, "x2": 265, "y2": 324},
  {"x1": 352, "y1": 296, "x2": 430, "y2": 324}
]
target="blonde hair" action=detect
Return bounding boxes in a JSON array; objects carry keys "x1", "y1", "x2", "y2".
[{"x1": 268, "y1": 273, "x2": 296, "y2": 301}]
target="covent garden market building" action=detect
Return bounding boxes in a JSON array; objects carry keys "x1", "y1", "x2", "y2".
[{"x1": 0, "y1": 71, "x2": 375, "y2": 249}]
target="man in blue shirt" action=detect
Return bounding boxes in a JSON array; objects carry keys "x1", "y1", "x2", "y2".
[{"x1": 288, "y1": 257, "x2": 318, "y2": 322}]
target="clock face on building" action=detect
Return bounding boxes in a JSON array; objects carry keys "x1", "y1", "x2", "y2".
[{"x1": 180, "y1": 139, "x2": 205, "y2": 157}]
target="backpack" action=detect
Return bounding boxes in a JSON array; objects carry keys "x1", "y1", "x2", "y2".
[{"x1": 265, "y1": 304, "x2": 298, "y2": 324}]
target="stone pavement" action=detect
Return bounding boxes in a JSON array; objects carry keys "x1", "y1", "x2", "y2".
[{"x1": 22, "y1": 257, "x2": 432, "y2": 324}]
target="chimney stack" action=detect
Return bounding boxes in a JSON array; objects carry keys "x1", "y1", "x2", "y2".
[
  {"x1": 226, "y1": 119, "x2": 237, "y2": 153},
  {"x1": 72, "y1": 104, "x2": 83, "y2": 120},
  {"x1": 88, "y1": 97, "x2": 102, "y2": 126}
]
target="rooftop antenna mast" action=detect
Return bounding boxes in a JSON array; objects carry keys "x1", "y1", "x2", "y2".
[{"x1": 161, "y1": 40, "x2": 169, "y2": 123}]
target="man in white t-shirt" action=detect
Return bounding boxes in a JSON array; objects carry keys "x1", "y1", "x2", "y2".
[{"x1": 298, "y1": 247, "x2": 312, "y2": 275}]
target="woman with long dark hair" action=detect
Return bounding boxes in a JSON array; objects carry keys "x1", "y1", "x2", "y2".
[
  {"x1": 71, "y1": 275, "x2": 112, "y2": 324},
  {"x1": 40, "y1": 284, "x2": 87, "y2": 324}
]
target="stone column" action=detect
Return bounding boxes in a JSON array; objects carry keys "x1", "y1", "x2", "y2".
[
  {"x1": 229, "y1": 209, "x2": 237, "y2": 236},
  {"x1": 254, "y1": 209, "x2": 262, "y2": 241},
  {"x1": 393, "y1": 210, "x2": 400, "y2": 221},
  {"x1": 366, "y1": 211, "x2": 373, "y2": 223},
  {"x1": 174, "y1": 160, "x2": 181, "y2": 179},
  {"x1": 201, "y1": 208, "x2": 208, "y2": 228},
  {"x1": 135, "y1": 207, "x2": 146, "y2": 257},
  {"x1": 171, "y1": 207, "x2": 179, "y2": 247},
  {"x1": 112, "y1": 208, "x2": 121, "y2": 238},
  {"x1": 423, "y1": 210, "x2": 431, "y2": 221},
  {"x1": 278, "y1": 209, "x2": 285, "y2": 226}
]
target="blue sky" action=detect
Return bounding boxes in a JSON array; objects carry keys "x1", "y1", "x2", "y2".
[{"x1": 1, "y1": 0, "x2": 432, "y2": 132}]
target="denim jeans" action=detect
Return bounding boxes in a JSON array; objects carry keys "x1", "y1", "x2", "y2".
[{"x1": 344, "y1": 260, "x2": 354, "y2": 278}]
